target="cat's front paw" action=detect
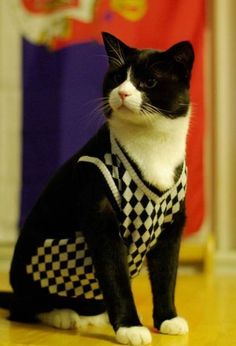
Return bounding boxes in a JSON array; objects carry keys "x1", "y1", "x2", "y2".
[
  {"x1": 116, "y1": 326, "x2": 152, "y2": 346},
  {"x1": 160, "y1": 317, "x2": 189, "y2": 335}
]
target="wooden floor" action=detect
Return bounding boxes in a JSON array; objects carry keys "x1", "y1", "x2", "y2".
[{"x1": 0, "y1": 270, "x2": 236, "y2": 346}]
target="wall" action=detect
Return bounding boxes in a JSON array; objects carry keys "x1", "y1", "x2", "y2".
[
  {"x1": 212, "y1": 0, "x2": 236, "y2": 257},
  {"x1": 0, "y1": 1, "x2": 21, "y2": 244}
]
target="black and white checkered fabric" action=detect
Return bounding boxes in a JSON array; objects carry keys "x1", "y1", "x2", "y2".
[
  {"x1": 26, "y1": 235, "x2": 103, "y2": 299},
  {"x1": 104, "y1": 137, "x2": 187, "y2": 277},
  {"x1": 26, "y1": 135, "x2": 187, "y2": 299}
]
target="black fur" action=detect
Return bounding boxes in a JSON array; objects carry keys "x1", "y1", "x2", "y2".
[
  {"x1": 147, "y1": 207, "x2": 186, "y2": 329},
  {"x1": 0, "y1": 33, "x2": 194, "y2": 335},
  {"x1": 102, "y1": 32, "x2": 194, "y2": 118}
]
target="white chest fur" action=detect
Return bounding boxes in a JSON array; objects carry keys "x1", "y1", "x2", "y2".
[{"x1": 109, "y1": 113, "x2": 190, "y2": 191}]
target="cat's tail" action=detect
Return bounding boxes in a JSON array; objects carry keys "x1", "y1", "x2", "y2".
[
  {"x1": 0, "y1": 291, "x2": 15, "y2": 310},
  {"x1": 0, "y1": 291, "x2": 38, "y2": 322}
]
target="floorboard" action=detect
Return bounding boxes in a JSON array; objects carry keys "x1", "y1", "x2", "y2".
[{"x1": 0, "y1": 270, "x2": 235, "y2": 346}]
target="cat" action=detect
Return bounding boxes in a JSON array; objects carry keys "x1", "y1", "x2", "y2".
[{"x1": 0, "y1": 32, "x2": 194, "y2": 345}]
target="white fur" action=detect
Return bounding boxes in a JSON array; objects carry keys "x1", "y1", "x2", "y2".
[
  {"x1": 116, "y1": 326, "x2": 152, "y2": 346},
  {"x1": 37, "y1": 309, "x2": 109, "y2": 330},
  {"x1": 160, "y1": 317, "x2": 189, "y2": 335},
  {"x1": 109, "y1": 69, "x2": 143, "y2": 114},
  {"x1": 108, "y1": 73, "x2": 191, "y2": 191},
  {"x1": 79, "y1": 312, "x2": 109, "y2": 328}
]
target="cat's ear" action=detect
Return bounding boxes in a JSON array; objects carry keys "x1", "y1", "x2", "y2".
[
  {"x1": 102, "y1": 32, "x2": 134, "y2": 66},
  {"x1": 167, "y1": 41, "x2": 194, "y2": 75}
]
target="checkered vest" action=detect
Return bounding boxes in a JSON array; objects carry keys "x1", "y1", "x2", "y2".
[{"x1": 26, "y1": 134, "x2": 187, "y2": 300}]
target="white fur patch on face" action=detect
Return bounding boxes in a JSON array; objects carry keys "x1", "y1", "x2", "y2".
[
  {"x1": 109, "y1": 69, "x2": 143, "y2": 118},
  {"x1": 160, "y1": 316, "x2": 189, "y2": 335},
  {"x1": 116, "y1": 326, "x2": 152, "y2": 346}
]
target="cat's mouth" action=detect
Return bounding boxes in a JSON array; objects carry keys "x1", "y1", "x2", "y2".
[
  {"x1": 115, "y1": 101, "x2": 139, "y2": 114},
  {"x1": 117, "y1": 104, "x2": 132, "y2": 111}
]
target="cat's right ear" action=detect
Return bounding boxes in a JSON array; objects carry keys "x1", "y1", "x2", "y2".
[
  {"x1": 166, "y1": 41, "x2": 195, "y2": 77},
  {"x1": 102, "y1": 32, "x2": 134, "y2": 66}
]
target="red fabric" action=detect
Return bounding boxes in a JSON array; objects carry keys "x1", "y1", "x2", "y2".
[{"x1": 31, "y1": 0, "x2": 206, "y2": 236}]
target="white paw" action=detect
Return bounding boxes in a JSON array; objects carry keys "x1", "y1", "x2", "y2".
[
  {"x1": 160, "y1": 317, "x2": 189, "y2": 335},
  {"x1": 37, "y1": 309, "x2": 80, "y2": 329},
  {"x1": 79, "y1": 312, "x2": 109, "y2": 328},
  {"x1": 116, "y1": 326, "x2": 152, "y2": 346}
]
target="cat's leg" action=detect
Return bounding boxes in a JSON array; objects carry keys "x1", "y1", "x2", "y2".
[
  {"x1": 146, "y1": 207, "x2": 189, "y2": 335},
  {"x1": 38, "y1": 308, "x2": 151, "y2": 345},
  {"x1": 37, "y1": 310, "x2": 109, "y2": 329},
  {"x1": 7, "y1": 294, "x2": 106, "y2": 329},
  {"x1": 83, "y1": 196, "x2": 152, "y2": 345}
]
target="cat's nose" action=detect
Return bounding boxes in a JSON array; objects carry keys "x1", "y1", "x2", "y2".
[{"x1": 118, "y1": 91, "x2": 130, "y2": 100}]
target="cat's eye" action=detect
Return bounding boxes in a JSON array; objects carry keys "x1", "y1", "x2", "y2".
[
  {"x1": 143, "y1": 78, "x2": 158, "y2": 89},
  {"x1": 113, "y1": 73, "x2": 123, "y2": 84}
]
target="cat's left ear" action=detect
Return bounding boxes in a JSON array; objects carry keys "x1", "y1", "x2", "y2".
[
  {"x1": 102, "y1": 32, "x2": 135, "y2": 66},
  {"x1": 167, "y1": 41, "x2": 195, "y2": 76}
]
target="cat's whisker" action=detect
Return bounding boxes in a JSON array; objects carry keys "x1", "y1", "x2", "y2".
[
  {"x1": 95, "y1": 51, "x2": 124, "y2": 67},
  {"x1": 95, "y1": 54, "x2": 111, "y2": 60},
  {"x1": 117, "y1": 42, "x2": 125, "y2": 65},
  {"x1": 140, "y1": 108, "x2": 157, "y2": 124},
  {"x1": 110, "y1": 56, "x2": 124, "y2": 67},
  {"x1": 142, "y1": 103, "x2": 160, "y2": 115},
  {"x1": 84, "y1": 97, "x2": 110, "y2": 118},
  {"x1": 88, "y1": 100, "x2": 110, "y2": 119},
  {"x1": 142, "y1": 104, "x2": 157, "y2": 113},
  {"x1": 142, "y1": 102, "x2": 176, "y2": 116},
  {"x1": 107, "y1": 40, "x2": 125, "y2": 66},
  {"x1": 84, "y1": 97, "x2": 109, "y2": 107}
]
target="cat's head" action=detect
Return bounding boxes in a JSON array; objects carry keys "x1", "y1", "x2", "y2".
[{"x1": 102, "y1": 32, "x2": 194, "y2": 125}]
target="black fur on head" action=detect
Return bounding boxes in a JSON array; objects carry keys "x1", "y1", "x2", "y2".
[{"x1": 102, "y1": 32, "x2": 194, "y2": 118}]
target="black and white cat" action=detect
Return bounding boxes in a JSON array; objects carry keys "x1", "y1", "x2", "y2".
[{"x1": 0, "y1": 32, "x2": 194, "y2": 345}]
